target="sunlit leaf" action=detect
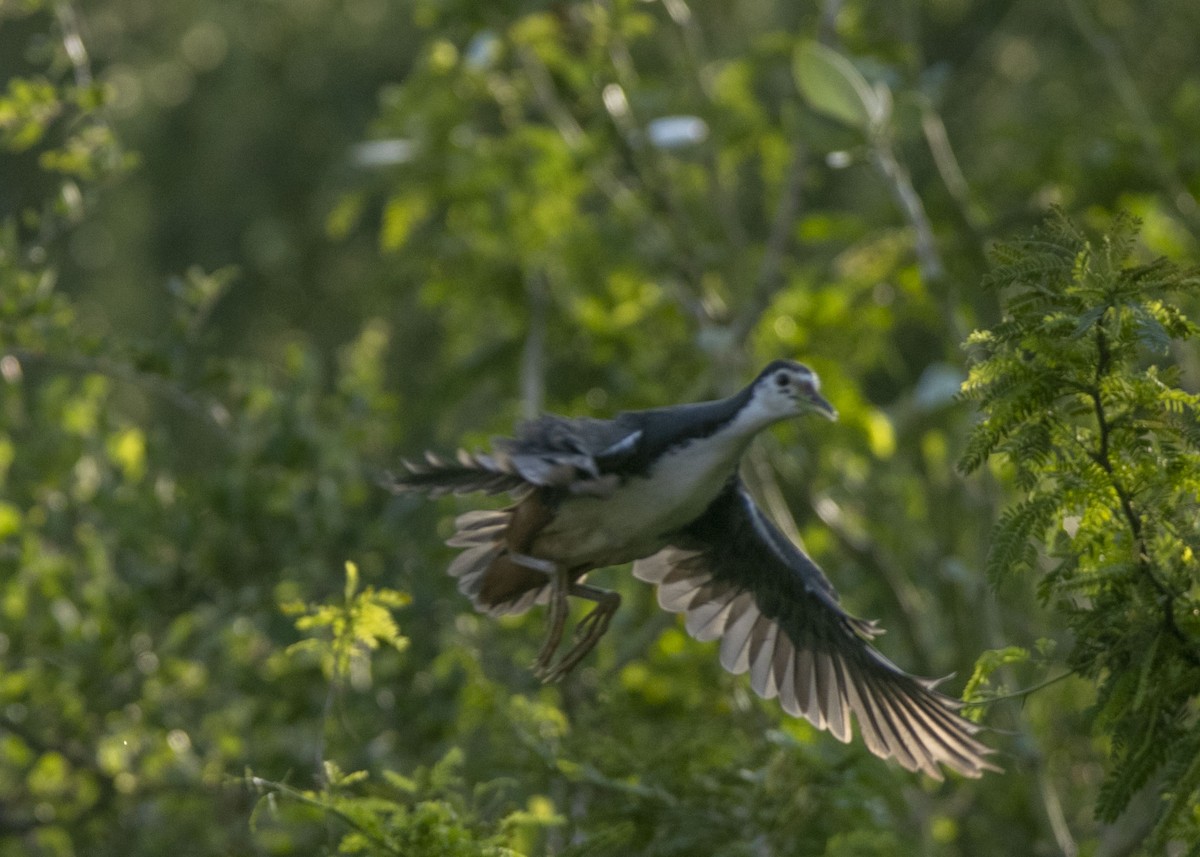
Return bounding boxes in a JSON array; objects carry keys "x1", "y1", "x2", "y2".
[{"x1": 793, "y1": 40, "x2": 890, "y2": 132}]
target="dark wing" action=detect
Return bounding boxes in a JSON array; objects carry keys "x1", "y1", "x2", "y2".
[
  {"x1": 388, "y1": 414, "x2": 643, "y2": 498},
  {"x1": 632, "y1": 480, "x2": 999, "y2": 780}
]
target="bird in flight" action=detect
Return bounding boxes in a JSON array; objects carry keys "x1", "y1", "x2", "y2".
[{"x1": 390, "y1": 360, "x2": 997, "y2": 779}]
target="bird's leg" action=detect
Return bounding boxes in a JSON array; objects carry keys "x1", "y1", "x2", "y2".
[
  {"x1": 509, "y1": 552, "x2": 569, "y2": 676},
  {"x1": 538, "y1": 583, "x2": 621, "y2": 684},
  {"x1": 534, "y1": 568, "x2": 571, "y2": 676}
]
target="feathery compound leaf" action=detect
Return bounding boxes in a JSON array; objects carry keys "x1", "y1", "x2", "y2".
[
  {"x1": 982, "y1": 252, "x2": 1074, "y2": 292},
  {"x1": 1146, "y1": 740, "x2": 1200, "y2": 852},
  {"x1": 986, "y1": 494, "x2": 1059, "y2": 584},
  {"x1": 958, "y1": 420, "x2": 1004, "y2": 475},
  {"x1": 963, "y1": 209, "x2": 1200, "y2": 827}
]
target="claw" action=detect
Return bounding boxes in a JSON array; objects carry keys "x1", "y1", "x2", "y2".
[
  {"x1": 537, "y1": 591, "x2": 621, "y2": 683},
  {"x1": 508, "y1": 557, "x2": 622, "y2": 682}
]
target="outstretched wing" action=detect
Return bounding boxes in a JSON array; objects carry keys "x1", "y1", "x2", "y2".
[
  {"x1": 633, "y1": 480, "x2": 998, "y2": 780},
  {"x1": 388, "y1": 414, "x2": 643, "y2": 498}
]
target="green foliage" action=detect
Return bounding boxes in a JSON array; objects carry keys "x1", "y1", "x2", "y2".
[
  {"x1": 960, "y1": 645, "x2": 1033, "y2": 711},
  {"x1": 6, "y1": 1, "x2": 1200, "y2": 855},
  {"x1": 267, "y1": 562, "x2": 543, "y2": 856},
  {"x1": 0, "y1": 22, "x2": 130, "y2": 237},
  {"x1": 0, "y1": 76, "x2": 61, "y2": 151},
  {"x1": 249, "y1": 750, "x2": 536, "y2": 857},
  {"x1": 793, "y1": 40, "x2": 890, "y2": 135},
  {"x1": 284, "y1": 561, "x2": 411, "y2": 682},
  {"x1": 961, "y1": 211, "x2": 1200, "y2": 834}
]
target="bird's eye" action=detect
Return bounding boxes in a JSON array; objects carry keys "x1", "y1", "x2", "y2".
[{"x1": 774, "y1": 372, "x2": 790, "y2": 388}]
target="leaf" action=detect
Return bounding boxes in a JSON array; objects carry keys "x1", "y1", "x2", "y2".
[
  {"x1": 1132, "y1": 306, "x2": 1171, "y2": 353},
  {"x1": 986, "y1": 494, "x2": 1058, "y2": 584},
  {"x1": 0, "y1": 501, "x2": 23, "y2": 540},
  {"x1": 283, "y1": 562, "x2": 410, "y2": 679},
  {"x1": 380, "y1": 192, "x2": 430, "y2": 251},
  {"x1": 1146, "y1": 742, "x2": 1200, "y2": 853},
  {"x1": 961, "y1": 645, "x2": 1031, "y2": 709},
  {"x1": 958, "y1": 416, "x2": 1011, "y2": 474},
  {"x1": 792, "y1": 41, "x2": 889, "y2": 133},
  {"x1": 1070, "y1": 304, "x2": 1108, "y2": 338}
]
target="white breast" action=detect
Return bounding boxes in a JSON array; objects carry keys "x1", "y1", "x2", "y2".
[{"x1": 530, "y1": 428, "x2": 755, "y2": 568}]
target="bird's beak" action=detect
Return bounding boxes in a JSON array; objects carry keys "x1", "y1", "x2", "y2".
[{"x1": 806, "y1": 390, "x2": 838, "y2": 421}]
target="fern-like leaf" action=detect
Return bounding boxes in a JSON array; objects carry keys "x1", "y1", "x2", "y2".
[{"x1": 986, "y1": 494, "x2": 1059, "y2": 584}]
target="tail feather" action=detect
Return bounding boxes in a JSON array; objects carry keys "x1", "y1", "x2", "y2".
[
  {"x1": 390, "y1": 452, "x2": 555, "y2": 615},
  {"x1": 446, "y1": 510, "x2": 509, "y2": 547},
  {"x1": 442, "y1": 508, "x2": 550, "y2": 617},
  {"x1": 387, "y1": 450, "x2": 528, "y2": 497}
]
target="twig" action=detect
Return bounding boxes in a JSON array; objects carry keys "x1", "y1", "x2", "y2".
[
  {"x1": 920, "y1": 103, "x2": 985, "y2": 233},
  {"x1": 729, "y1": 139, "x2": 808, "y2": 346},
  {"x1": 54, "y1": 3, "x2": 94, "y2": 88},
  {"x1": 1088, "y1": 321, "x2": 1200, "y2": 667},
  {"x1": 974, "y1": 670, "x2": 1076, "y2": 705},
  {"x1": 246, "y1": 775, "x2": 405, "y2": 856},
  {"x1": 1039, "y1": 766, "x2": 1079, "y2": 857},
  {"x1": 595, "y1": 0, "x2": 730, "y2": 316},
  {"x1": 870, "y1": 142, "x2": 945, "y2": 285},
  {"x1": 1060, "y1": 0, "x2": 1200, "y2": 234},
  {"x1": 657, "y1": 0, "x2": 748, "y2": 257},
  {"x1": 514, "y1": 45, "x2": 585, "y2": 150},
  {"x1": 520, "y1": 272, "x2": 548, "y2": 420},
  {"x1": 5, "y1": 347, "x2": 232, "y2": 436},
  {"x1": 744, "y1": 443, "x2": 805, "y2": 546},
  {"x1": 808, "y1": 490, "x2": 930, "y2": 661}
]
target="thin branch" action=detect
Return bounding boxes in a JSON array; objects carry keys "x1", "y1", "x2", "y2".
[
  {"x1": 870, "y1": 142, "x2": 945, "y2": 285},
  {"x1": 1060, "y1": 0, "x2": 1200, "y2": 234},
  {"x1": 246, "y1": 776, "x2": 406, "y2": 857},
  {"x1": 5, "y1": 347, "x2": 232, "y2": 436},
  {"x1": 920, "y1": 102, "x2": 986, "y2": 234},
  {"x1": 1038, "y1": 766, "x2": 1080, "y2": 857},
  {"x1": 660, "y1": 0, "x2": 714, "y2": 97},
  {"x1": 819, "y1": 20, "x2": 944, "y2": 288},
  {"x1": 657, "y1": 0, "x2": 749, "y2": 258},
  {"x1": 729, "y1": 139, "x2": 808, "y2": 346},
  {"x1": 598, "y1": 2, "x2": 708, "y2": 303},
  {"x1": 974, "y1": 670, "x2": 1076, "y2": 705},
  {"x1": 806, "y1": 489, "x2": 930, "y2": 662},
  {"x1": 54, "y1": 3, "x2": 94, "y2": 88},
  {"x1": 313, "y1": 678, "x2": 338, "y2": 788},
  {"x1": 744, "y1": 443, "x2": 805, "y2": 546},
  {"x1": 514, "y1": 45, "x2": 585, "y2": 150},
  {"x1": 1088, "y1": 321, "x2": 1200, "y2": 667},
  {"x1": 520, "y1": 271, "x2": 548, "y2": 420}
]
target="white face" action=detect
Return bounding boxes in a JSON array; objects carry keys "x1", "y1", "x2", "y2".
[{"x1": 752, "y1": 363, "x2": 837, "y2": 422}]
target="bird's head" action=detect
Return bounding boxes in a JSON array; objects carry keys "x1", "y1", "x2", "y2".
[{"x1": 750, "y1": 359, "x2": 838, "y2": 422}]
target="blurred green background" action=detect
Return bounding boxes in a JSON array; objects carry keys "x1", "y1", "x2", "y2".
[{"x1": 2, "y1": 0, "x2": 1198, "y2": 854}]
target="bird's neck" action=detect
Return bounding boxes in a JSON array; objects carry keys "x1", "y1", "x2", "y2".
[{"x1": 648, "y1": 390, "x2": 781, "y2": 482}]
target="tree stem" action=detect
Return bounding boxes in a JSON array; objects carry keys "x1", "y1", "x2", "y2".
[{"x1": 1089, "y1": 320, "x2": 1200, "y2": 667}]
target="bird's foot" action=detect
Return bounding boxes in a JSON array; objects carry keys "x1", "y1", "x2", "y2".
[{"x1": 537, "y1": 590, "x2": 621, "y2": 684}]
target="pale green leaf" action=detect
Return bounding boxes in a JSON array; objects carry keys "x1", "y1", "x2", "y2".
[{"x1": 793, "y1": 41, "x2": 889, "y2": 132}]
